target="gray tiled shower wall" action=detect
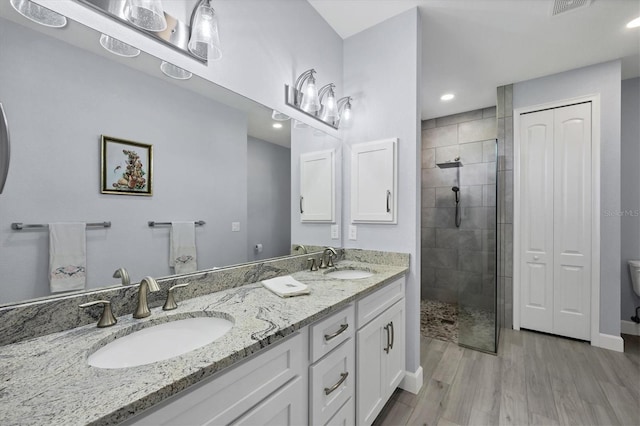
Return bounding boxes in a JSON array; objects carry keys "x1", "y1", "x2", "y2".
[
  {"x1": 497, "y1": 85, "x2": 514, "y2": 329},
  {"x1": 421, "y1": 107, "x2": 497, "y2": 311}
]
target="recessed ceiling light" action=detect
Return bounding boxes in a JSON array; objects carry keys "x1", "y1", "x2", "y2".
[
  {"x1": 440, "y1": 93, "x2": 455, "y2": 101},
  {"x1": 627, "y1": 16, "x2": 640, "y2": 29},
  {"x1": 272, "y1": 123, "x2": 283, "y2": 129}
]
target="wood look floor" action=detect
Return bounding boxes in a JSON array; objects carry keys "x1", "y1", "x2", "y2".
[{"x1": 373, "y1": 330, "x2": 640, "y2": 426}]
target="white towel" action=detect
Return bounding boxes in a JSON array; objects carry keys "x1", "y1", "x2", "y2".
[
  {"x1": 262, "y1": 276, "x2": 310, "y2": 298},
  {"x1": 170, "y1": 222, "x2": 197, "y2": 274},
  {"x1": 49, "y1": 223, "x2": 86, "y2": 293}
]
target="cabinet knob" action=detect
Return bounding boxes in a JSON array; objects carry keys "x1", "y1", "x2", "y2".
[{"x1": 534, "y1": 255, "x2": 540, "y2": 261}]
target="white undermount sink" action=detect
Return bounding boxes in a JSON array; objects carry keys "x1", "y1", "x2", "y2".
[
  {"x1": 88, "y1": 316, "x2": 233, "y2": 369},
  {"x1": 325, "y1": 269, "x2": 374, "y2": 280}
]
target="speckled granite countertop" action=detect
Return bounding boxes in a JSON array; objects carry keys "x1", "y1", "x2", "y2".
[{"x1": 0, "y1": 260, "x2": 407, "y2": 426}]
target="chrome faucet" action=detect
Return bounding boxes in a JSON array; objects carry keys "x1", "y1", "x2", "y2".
[
  {"x1": 294, "y1": 244, "x2": 307, "y2": 254},
  {"x1": 319, "y1": 247, "x2": 338, "y2": 269},
  {"x1": 113, "y1": 268, "x2": 130, "y2": 286},
  {"x1": 134, "y1": 276, "x2": 160, "y2": 319}
]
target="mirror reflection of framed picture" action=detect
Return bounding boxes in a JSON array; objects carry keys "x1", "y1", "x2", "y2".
[{"x1": 100, "y1": 135, "x2": 153, "y2": 196}]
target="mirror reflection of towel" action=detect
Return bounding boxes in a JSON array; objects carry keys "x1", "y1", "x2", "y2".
[
  {"x1": 49, "y1": 223, "x2": 86, "y2": 293},
  {"x1": 170, "y1": 222, "x2": 197, "y2": 274}
]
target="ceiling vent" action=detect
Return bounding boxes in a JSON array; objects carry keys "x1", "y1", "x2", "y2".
[{"x1": 551, "y1": 0, "x2": 593, "y2": 16}]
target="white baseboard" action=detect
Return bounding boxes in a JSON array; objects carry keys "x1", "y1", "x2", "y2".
[
  {"x1": 592, "y1": 333, "x2": 624, "y2": 352},
  {"x1": 399, "y1": 366, "x2": 423, "y2": 395},
  {"x1": 621, "y1": 320, "x2": 640, "y2": 336}
]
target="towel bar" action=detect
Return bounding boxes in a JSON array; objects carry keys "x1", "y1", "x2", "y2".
[
  {"x1": 11, "y1": 222, "x2": 111, "y2": 230},
  {"x1": 148, "y1": 221, "x2": 206, "y2": 227}
]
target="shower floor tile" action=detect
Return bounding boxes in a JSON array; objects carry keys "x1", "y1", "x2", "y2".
[{"x1": 420, "y1": 300, "x2": 458, "y2": 343}]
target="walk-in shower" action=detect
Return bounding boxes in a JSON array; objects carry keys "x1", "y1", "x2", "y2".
[{"x1": 422, "y1": 110, "x2": 499, "y2": 354}]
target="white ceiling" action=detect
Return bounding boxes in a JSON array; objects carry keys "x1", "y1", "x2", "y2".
[{"x1": 309, "y1": 0, "x2": 640, "y2": 119}]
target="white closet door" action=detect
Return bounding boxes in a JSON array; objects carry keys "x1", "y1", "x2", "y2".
[
  {"x1": 552, "y1": 103, "x2": 591, "y2": 340},
  {"x1": 519, "y1": 110, "x2": 555, "y2": 333}
]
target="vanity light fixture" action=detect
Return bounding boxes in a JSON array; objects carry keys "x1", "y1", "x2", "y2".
[
  {"x1": 627, "y1": 16, "x2": 640, "y2": 28},
  {"x1": 440, "y1": 93, "x2": 455, "y2": 101},
  {"x1": 188, "y1": 0, "x2": 222, "y2": 61},
  {"x1": 318, "y1": 84, "x2": 338, "y2": 123},
  {"x1": 99, "y1": 34, "x2": 141, "y2": 58},
  {"x1": 160, "y1": 61, "x2": 192, "y2": 80},
  {"x1": 336, "y1": 96, "x2": 353, "y2": 127},
  {"x1": 126, "y1": 0, "x2": 167, "y2": 32},
  {"x1": 294, "y1": 69, "x2": 321, "y2": 113},
  {"x1": 10, "y1": 0, "x2": 67, "y2": 28}
]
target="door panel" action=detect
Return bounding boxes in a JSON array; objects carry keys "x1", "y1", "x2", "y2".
[
  {"x1": 519, "y1": 110, "x2": 554, "y2": 332},
  {"x1": 553, "y1": 103, "x2": 591, "y2": 340}
]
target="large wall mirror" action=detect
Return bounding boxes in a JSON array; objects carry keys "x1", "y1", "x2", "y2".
[{"x1": 0, "y1": 2, "x2": 342, "y2": 305}]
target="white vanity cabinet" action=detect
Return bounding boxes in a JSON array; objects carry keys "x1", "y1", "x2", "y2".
[
  {"x1": 350, "y1": 139, "x2": 398, "y2": 223},
  {"x1": 300, "y1": 149, "x2": 335, "y2": 222},
  {"x1": 355, "y1": 278, "x2": 406, "y2": 426}
]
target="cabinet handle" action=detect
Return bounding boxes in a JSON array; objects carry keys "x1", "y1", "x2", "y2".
[
  {"x1": 324, "y1": 372, "x2": 349, "y2": 395},
  {"x1": 386, "y1": 190, "x2": 391, "y2": 213},
  {"x1": 300, "y1": 196, "x2": 304, "y2": 214},
  {"x1": 383, "y1": 324, "x2": 390, "y2": 353},
  {"x1": 0, "y1": 102, "x2": 10, "y2": 194},
  {"x1": 389, "y1": 321, "x2": 395, "y2": 350},
  {"x1": 324, "y1": 323, "x2": 348, "y2": 341}
]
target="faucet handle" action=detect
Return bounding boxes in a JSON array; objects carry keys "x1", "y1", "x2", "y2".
[
  {"x1": 79, "y1": 300, "x2": 117, "y2": 328},
  {"x1": 307, "y1": 258, "x2": 318, "y2": 272},
  {"x1": 163, "y1": 283, "x2": 190, "y2": 311}
]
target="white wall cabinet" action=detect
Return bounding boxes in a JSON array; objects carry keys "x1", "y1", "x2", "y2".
[
  {"x1": 356, "y1": 299, "x2": 405, "y2": 426},
  {"x1": 300, "y1": 149, "x2": 335, "y2": 222},
  {"x1": 350, "y1": 139, "x2": 398, "y2": 223}
]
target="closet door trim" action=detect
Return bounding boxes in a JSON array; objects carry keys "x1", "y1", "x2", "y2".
[{"x1": 513, "y1": 94, "x2": 601, "y2": 347}]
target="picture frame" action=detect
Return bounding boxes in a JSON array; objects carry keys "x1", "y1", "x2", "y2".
[{"x1": 100, "y1": 135, "x2": 153, "y2": 196}]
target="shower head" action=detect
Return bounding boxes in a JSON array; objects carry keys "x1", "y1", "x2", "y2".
[{"x1": 452, "y1": 186, "x2": 459, "y2": 192}]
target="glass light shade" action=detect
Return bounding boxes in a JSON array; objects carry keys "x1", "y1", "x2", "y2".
[
  {"x1": 100, "y1": 34, "x2": 141, "y2": 58},
  {"x1": 293, "y1": 120, "x2": 309, "y2": 129},
  {"x1": 188, "y1": 0, "x2": 222, "y2": 61},
  {"x1": 160, "y1": 61, "x2": 192, "y2": 80},
  {"x1": 126, "y1": 0, "x2": 167, "y2": 32},
  {"x1": 10, "y1": 0, "x2": 67, "y2": 28},
  {"x1": 321, "y1": 89, "x2": 338, "y2": 122},
  {"x1": 272, "y1": 110, "x2": 290, "y2": 121},
  {"x1": 299, "y1": 75, "x2": 320, "y2": 113}
]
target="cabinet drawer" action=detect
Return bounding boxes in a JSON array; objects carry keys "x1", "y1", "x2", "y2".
[
  {"x1": 356, "y1": 277, "x2": 404, "y2": 328},
  {"x1": 309, "y1": 338, "x2": 355, "y2": 426},
  {"x1": 310, "y1": 304, "x2": 355, "y2": 363},
  {"x1": 230, "y1": 377, "x2": 305, "y2": 426},
  {"x1": 325, "y1": 397, "x2": 355, "y2": 426},
  {"x1": 123, "y1": 332, "x2": 305, "y2": 426}
]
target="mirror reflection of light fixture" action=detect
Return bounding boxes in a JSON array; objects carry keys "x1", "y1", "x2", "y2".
[
  {"x1": 160, "y1": 61, "x2": 192, "y2": 80},
  {"x1": 272, "y1": 110, "x2": 290, "y2": 121},
  {"x1": 99, "y1": 34, "x2": 141, "y2": 58},
  {"x1": 188, "y1": 0, "x2": 222, "y2": 61},
  {"x1": 10, "y1": 0, "x2": 67, "y2": 28},
  {"x1": 336, "y1": 97, "x2": 353, "y2": 127},
  {"x1": 318, "y1": 84, "x2": 338, "y2": 123},
  {"x1": 125, "y1": 0, "x2": 167, "y2": 32}
]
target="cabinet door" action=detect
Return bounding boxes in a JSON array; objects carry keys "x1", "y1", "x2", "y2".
[
  {"x1": 231, "y1": 377, "x2": 305, "y2": 426},
  {"x1": 383, "y1": 300, "x2": 405, "y2": 397},
  {"x1": 300, "y1": 149, "x2": 335, "y2": 222},
  {"x1": 350, "y1": 139, "x2": 397, "y2": 223},
  {"x1": 356, "y1": 316, "x2": 386, "y2": 426}
]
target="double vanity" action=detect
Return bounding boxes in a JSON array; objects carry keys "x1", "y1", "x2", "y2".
[{"x1": 0, "y1": 249, "x2": 409, "y2": 425}]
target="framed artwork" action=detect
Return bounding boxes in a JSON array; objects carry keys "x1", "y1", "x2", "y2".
[{"x1": 100, "y1": 135, "x2": 153, "y2": 196}]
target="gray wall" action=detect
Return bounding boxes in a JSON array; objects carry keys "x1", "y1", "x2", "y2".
[
  {"x1": 342, "y1": 8, "x2": 422, "y2": 376},
  {"x1": 0, "y1": 20, "x2": 248, "y2": 303},
  {"x1": 421, "y1": 108, "x2": 497, "y2": 310},
  {"x1": 513, "y1": 60, "x2": 622, "y2": 336},
  {"x1": 247, "y1": 137, "x2": 291, "y2": 261},
  {"x1": 621, "y1": 77, "x2": 640, "y2": 322}
]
